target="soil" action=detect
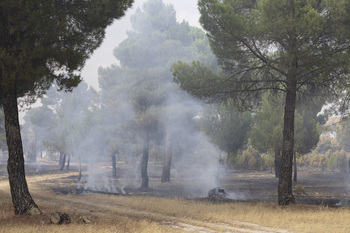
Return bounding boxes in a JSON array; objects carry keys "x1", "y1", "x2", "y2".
[{"x1": 3, "y1": 160, "x2": 348, "y2": 207}]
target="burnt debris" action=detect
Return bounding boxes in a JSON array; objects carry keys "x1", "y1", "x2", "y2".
[{"x1": 208, "y1": 187, "x2": 227, "y2": 200}]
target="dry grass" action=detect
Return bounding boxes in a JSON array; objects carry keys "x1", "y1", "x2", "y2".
[
  {"x1": 1, "y1": 164, "x2": 350, "y2": 232},
  {"x1": 91, "y1": 195, "x2": 350, "y2": 233},
  {"x1": 2, "y1": 183, "x2": 350, "y2": 233}
]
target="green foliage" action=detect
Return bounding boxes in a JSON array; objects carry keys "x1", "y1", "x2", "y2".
[
  {"x1": 0, "y1": 0, "x2": 133, "y2": 102},
  {"x1": 199, "y1": 100, "x2": 253, "y2": 156},
  {"x1": 262, "y1": 152, "x2": 274, "y2": 169},
  {"x1": 250, "y1": 93, "x2": 284, "y2": 153},
  {"x1": 301, "y1": 148, "x2": 350, "y2": 172},
  {"x1": 173, "y1": 0, "x2": 350, "y2": 107},
  {"x1": 296, "y1": 153, "x2": 307, "y2": 166},
  {"x1": 231, "y1": 146, "x2": 265, "y2": 170},
  {"x1": 315, "y1": 134, "x2": 341, "y2": 154},
  {"x1": 336, "y1": 119, "x2": 350, "y2": 151},
  {"x1": 327, "y1": 154, "x2": 338, "y2": 170},
  {"x1": 250, "y1": 91, "x2": 324, "y2": 155}
]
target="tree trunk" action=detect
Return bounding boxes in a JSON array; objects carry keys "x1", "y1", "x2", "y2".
[
  {"x1": 226, "y1": 151, "x2": 230, "y2": 167},
  {"x1": 161, "y1": 133, "x2": 172, "y2": 183},
  {"x1": 33, "y1": 131, "x2": 37, "y2": 162},
  {"x1": 3, "y1": 88, "x2": 40, "y2": 215},
  {"x1": 78, "y1": 153, "x2": 82, "y2": 181},
  {"x1": 293, "y1": 153, "x2": 297, "y2": 182},
  {"x1": 66, "y1": 154, "x2": 70, "y2": 171},
  {"x1": 59, "y1": 152, "x2": 64, "y2": 166},
  {"x1": 274, "y1": 148, "x2": 281, "y2": 178},
  {"x1": 278, "y1": 77, "x2": 297, "y2": 205},
  {"x1": 112, "y1": 153, "x2": 117, "y2": 178},
  {"x1": 141, "y1": 134, "x2": 150, "y2": 189},
  {"x1": 60, "y1": 152, "x2": 66, "y2": 171}
]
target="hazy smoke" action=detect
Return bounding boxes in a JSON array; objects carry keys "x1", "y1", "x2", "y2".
[{"x1": 22, "y1": 0, "x2": 230, "y2": 199}]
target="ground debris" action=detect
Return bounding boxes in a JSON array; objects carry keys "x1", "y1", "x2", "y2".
[
  {"x1": 77, "y1": 215, "x2": 90, "y2": 224},
  {"x1": 50, "y1": 212, "x2": 71, "y2": 224},
  {"x1": 208, "y1": 187, "x2": 227, "y2": 200}
]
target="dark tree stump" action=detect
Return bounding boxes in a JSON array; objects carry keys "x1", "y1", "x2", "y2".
[{"x1": 50, "y1": 212, "x2": 71, "y2": 224}]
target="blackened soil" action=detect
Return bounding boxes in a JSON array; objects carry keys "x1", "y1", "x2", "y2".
[{"x1": 44, "y1": 164, "x2": 350, "y2": 208}]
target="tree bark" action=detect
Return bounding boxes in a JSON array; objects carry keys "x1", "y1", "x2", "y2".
[
  {"x1": 59, "y1": 152, "x2": 64, "y2": 166},
  {"x1": 33, "y1": 131, "x2": 37, "y2": 162},
  {"x1": 278, "y1": 77, "x2": 297, "y2": 205},
  {"x1": 274, "y1": 148, "x2": 281, "y2": 178},
  {"x1": 112, "y1": 153, "x2": 117, "y2": 178},
  {"x1": 3, "y1": 88, "x2": 41, "y2": 215},
  {"x1": 66, "y1": 154, "x2": 70, "y2": 171},
  {"x1": 141, "y1": 133, "x2": 150, "y2": 189},
  {"x1": 161, "y1": 133, "x2": 172, "y2": 183},
  {"x1": 293, "y1": 153, "x2": 297, "y2": 182},
  {"x1": 60, "y1": 152, "x2": 66, "y2": 170}
]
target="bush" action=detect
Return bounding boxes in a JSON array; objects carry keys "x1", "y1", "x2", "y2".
[
  {"x1": 262, "y1": 153, "x2": 274, "y2": 170},
  {"x1": 293, "y1": 184, "x2": 307, "y2": 195},
  {"x1": 327, "y1": 154, "x2": 338, "y2": 170},
  {"x1": 230, "y1": 146, "x2": 265, "y2": 170},
  {"x1": 296, "y1": 153, "x2": 307, "y2": 166}
]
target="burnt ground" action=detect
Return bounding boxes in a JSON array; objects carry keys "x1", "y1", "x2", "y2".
[{"x1": 1, "y1": 160, "x2": 350, "y2": 207}]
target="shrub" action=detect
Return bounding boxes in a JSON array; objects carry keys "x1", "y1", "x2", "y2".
[
  {"x1": 293, "y1": 184, "x2": 307, "y2": 195},
  {"x1": 327, "y1": 154, "x2": 338, "y2": 170}
]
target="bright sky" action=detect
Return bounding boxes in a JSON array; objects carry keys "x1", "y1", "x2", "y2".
[{"x1": 81, "y1": 0, "x2": 201, "y2": 90}]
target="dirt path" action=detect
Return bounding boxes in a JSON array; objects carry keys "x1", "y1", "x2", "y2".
[
  {"x1": 28, "y1": 173, "x2": 295, "y2": 232},
  {"x1": 1, "y1": 172, "x2": 291, "y2": 232},
  {"x1": 33, "y1": 188, "x2": 290, "y2": 233}
]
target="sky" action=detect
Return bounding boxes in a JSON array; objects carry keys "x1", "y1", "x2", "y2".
[{"x1": 81, "y1": 0, "x2": 201, "y2": 90}]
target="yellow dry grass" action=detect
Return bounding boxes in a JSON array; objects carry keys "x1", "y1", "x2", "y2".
[
  {"x1": 1, "y1": 168, "x2": 350, "y2": 232},
  {"x1": 1, "y1": 182, "x2": 350, "y2": 233}
]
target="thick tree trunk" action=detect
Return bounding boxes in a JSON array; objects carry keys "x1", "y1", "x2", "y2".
[
  {"x1": 3, "y1": 89, "x2": 40, "y2": 215},
  {"x1": 161, "y1": 133, "x2": 172, "y2": 183},
  {"x1": 293, "y1": 153, "x2": 297, "y2": 182},
  {"x1": 112, "y1": 153, "x2": 117, "y2": 178},
  {"x1": 278, "y1": 78, "x2": 297, "y2": 205},
  {"x1": 274, "y1": 148, "x2": 281, "y2": 178},
  {"x1": 141, "y1": 134, "x2": 150, "y2": 189}
]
